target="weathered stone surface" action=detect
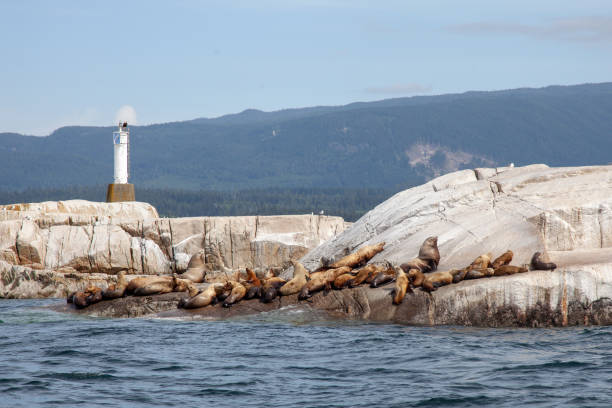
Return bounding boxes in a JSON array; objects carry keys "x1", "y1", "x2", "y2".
[{"x1": 0, "y1": 199, "x2": 159, "y2": 220}]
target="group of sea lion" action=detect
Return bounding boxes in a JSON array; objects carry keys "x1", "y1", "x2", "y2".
[
  {"x1": 390, "y1": 240, "x2": 557, "y2": 304},
  {"x1": 68, "y1": 237, "x2": 557, "y2": 310},
  {"x1": 66, "y1": 271, "x2": 194, "y2": 309},
  {"x1": 177, "y1": 242, "x2": 389, "y2": 309}
]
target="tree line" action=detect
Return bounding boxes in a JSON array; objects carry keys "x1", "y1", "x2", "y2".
[{"x1": 0, "y1": 186, "x2": 397, "y2": 222}]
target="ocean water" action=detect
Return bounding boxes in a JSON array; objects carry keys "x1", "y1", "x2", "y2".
[{"x1": 1, "y1": 299, "x2": 612, "y2": 407}]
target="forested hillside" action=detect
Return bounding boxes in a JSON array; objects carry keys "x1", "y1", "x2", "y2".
[{"x1": 1, "y1": 82, "x2": 611, "y2": 193}]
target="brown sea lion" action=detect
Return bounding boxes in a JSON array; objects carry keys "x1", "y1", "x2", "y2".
[
  {"x1": 261, "y1": 276, "x2": 287, "y2": 303},
  {"x1": 133, "y1": 275, "x2": 191, "y2": 296},
  {"x1": 179, "y1": 252, "x2": 206, "y2": 283},
  {"x1": 531, "y1": 252, "x2": 557, "y2": 271},
  {"x1": 217, "y1": 281, "x2": 234, "y2": 302},
  {"x1": 72, "y1": 291, "x2": 90, "y2": 308},
  {"x1": 370, "y1": 267, "x2": 396, "y2": 288},
  {"x1": 178, "y1": 283, "x2": 225, "y2": 309},
  {"x1": 420, "y1": 270, "x2": 458, "y2": 292},
  {"x1": 71, "y1": 285, "x2": 103, "y2": 309},
  {"x1": 126, "y1": 275, "x2": 172, "y2": 295},
  {"x1": 350, "y1": 264, "x2": 378, "y2": 286},
  {"x1": 279, "y1": 261, "x2": 310, "y2": 296},
  {"x1": 462, "y1": 267, "x2": 495, "y2": 280},
  {"x1": 491, "y1": 250, "x2": 513, "y2": 269},
  {"x1": 418, "y1": 236, "x2": 440, "y2": 269},
  {"x1": 494, "y1": 265, "x2": 528, "y2": 276},
  {"x1": 102, "y1": 271, "x2": 128, "y2": 299},
  {"x1": 330, "y1": 242, "x2": 386, "y2": 269},
  {"x1": 400, "y1": 257, "x2": 433, "y2": 274},
  {"x1": 244, "y1": 285, "x2": 261, "y2": 300},
  {"x1": 242, "y1": 268, "x2": 263, "y2": 299},
  {"x1": 298, "y1": 271, "x2": 329, "y2": 300},
  {"x1": 466, "y1": 253, "x2": 493, "y2": 271},
  {"x1": 324, "y1": 266, "x2": 352, "y2": 289},
  {"x1": 246, "y1": 268, "x2": 262, "y2": 287},
  {"x1": 223, "y1": 281, "x2": 247, "y2": 307},
  {"x1": 333, "y1": 273, "x2": 355, "y2": 290},
  {"x1": 407, "y1": 269, "x2": 425, "y2": 288},
  {"x1": 393, "y1": 268, "x2": 410, "y2": 305}
]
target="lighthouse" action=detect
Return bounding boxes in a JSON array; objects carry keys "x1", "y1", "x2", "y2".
[{"x1": 106, "y1": 122, "x2": 136, "y2": 202}]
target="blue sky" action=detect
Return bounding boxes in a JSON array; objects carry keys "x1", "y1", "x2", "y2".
[{"x1": 1, "y1": 0, "x2": 611, "y2": 135}]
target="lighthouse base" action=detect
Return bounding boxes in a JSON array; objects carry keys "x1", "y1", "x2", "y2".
[{"x1": 106, "y1": 184, "x2": 135, "y2": 203}]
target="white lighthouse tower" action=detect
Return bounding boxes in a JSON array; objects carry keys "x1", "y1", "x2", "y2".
[
  {"x1": 106, "y1": 122, "x2": 135, "y2": 202},
  {"x1": 113, "y1": 122, "x2": 129, "y2": 184}
]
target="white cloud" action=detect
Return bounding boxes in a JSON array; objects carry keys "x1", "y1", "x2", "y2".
[
  {"x1": 364, "y1": 83, "x2": 432, "y2": 95},
  {"x1": 449, "y1": 16, "x2": 612, "y2": 44},
  {"x1": 115, "y1": 105, "x2": 138, "y2": 125}
]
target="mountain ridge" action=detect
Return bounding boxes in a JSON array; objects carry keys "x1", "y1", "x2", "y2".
[{"x1": 1, "y1": 82, "x2": 612, "y2": 191}]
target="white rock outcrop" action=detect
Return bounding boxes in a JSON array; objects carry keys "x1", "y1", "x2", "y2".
[
  {"x1": 0, "y1": 200, "x2": 348, "y2": 298},
  {"x1": 295, "y1": 164, "x2": 612, "y2": 326}
]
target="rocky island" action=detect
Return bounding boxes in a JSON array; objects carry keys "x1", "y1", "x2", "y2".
[{"x1": 5, "y1": 163, "x2": 612, "y2": 327}]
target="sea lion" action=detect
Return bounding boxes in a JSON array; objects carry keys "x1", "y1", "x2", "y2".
[
  {"x1": 279, "y1": 261, "x2": 310, "y2": 296},
  {"x1": 462, "y1": 267, "x2": 495, "y2": 280},
  {"x1": 71, "y1": 285, "x2": 103, "y2": 309},
  {"x1": 260, "y1": 276, "x2": 287, "y2": 303},
  {"x1": 370, "y1": 267, "x2": 396, "y2": 288},
  {"x1": 531, "y1": 252, "x2": 557, "y2": 271},
  {"x1": 420, "y1": 270, "x2": 458, "y2": 292},
  {"x1": 408, "y1": 269, "x2": 464, "y2": 292},
  {"x1": 126, "y1": 275, "x2": 172, "y2": 295},
  {"x1": 400, "y1": 257, "x2": 433, "y2": 274},
  {"x1": 178, "y1": 283, "x2": 225, "y2": 309},
  {"x1": 393, "y1": 267, "x2": 410, "y2": 305},
  {"x1": 399, "y1": 237, "x2": 441, "y2": 274},
  {"x1": 242, "y1": 268, "x2": 263, "y2": 299},
  {"x1": 324, "y1": 266, "x2": 352, "y2": 290},
  {"x1": 179, "y1": 252, "x2": 206, "y2": 283},
  {"x1": 491, "y1": 250, "x2": 513, "y2": 269},
  {"x1": 418, "y1": 236, "x2": 440, "y2": 269},
  {"x1": 132, "y1": 275, "x2": 191, "y2": 296},
  {"x1": 298, "y1": 270, "x2": 329, "y2": 300},
  {"x1": 246, "y1": 268, "x2": 262, "y2": 286},
  {"x1": 365, "y1": 265, "x2": 393, "y2": 284},
  {"x1": 407, "y1": 269, "x2": 425, "y2": 288},
  {"x1": 493, "y1": 265, "x2": 528, "y2": 276},
  {"x1": 244, "y1": 285, "x2": 261, "y2": 300},
  {"x1": 216, "y1": 281, "x2": 234, "y2": 302},
  {"x1": 333, "y1": 273, "x2": 355, "y2": 290},
  {"x1": 465, "y1": 253, "x2": 493, "y2": 271},
  {"x1": 315, "y1": 256, "x2": 332, "y2": 272},
  {"x1": 350, "y1": 264, "x2": 378, "y2": 286},
  {"x1": 330, "y1": 242, "x2": 386, "y2": 269},
  {"x1": 102, "y1": 271, "x2": 127, "y2": 299},
  {"x1": 223, "y1": 281, "x2": 247, "y2": 307}
]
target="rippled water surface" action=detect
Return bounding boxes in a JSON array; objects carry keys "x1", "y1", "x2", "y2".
[{"x1": 2, "y1": 299, "x2": 612, "y2": 407}]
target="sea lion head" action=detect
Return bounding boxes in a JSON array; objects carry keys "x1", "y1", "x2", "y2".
[
  {"x1": 212, "y1": 283, "x2": 226, "y2": 296},
  {"x1": 186, "y1": 283, "x2": 199, "y2": 297},
  {"x1": 187, "y1": 251, "x2": 205, "y2": 270},
  {"x1": 262, "y1": 287, "x2": 278, "y2": 303},
  {"x1": 418, "y1": 236, "x2": 439, "y2": 261}
]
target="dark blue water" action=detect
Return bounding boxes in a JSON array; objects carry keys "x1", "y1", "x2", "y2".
[{"x1": 1, "y1": 299, "x2": 612, "y2": 407}]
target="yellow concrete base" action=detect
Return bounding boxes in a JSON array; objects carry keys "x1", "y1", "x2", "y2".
[{"x1": 106, "y1": 184, "x2": 135, "y2": 202}]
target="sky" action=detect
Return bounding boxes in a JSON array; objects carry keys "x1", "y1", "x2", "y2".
[{"x1": 1, "y1": 0, "x2": 611, "y2": 135}]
